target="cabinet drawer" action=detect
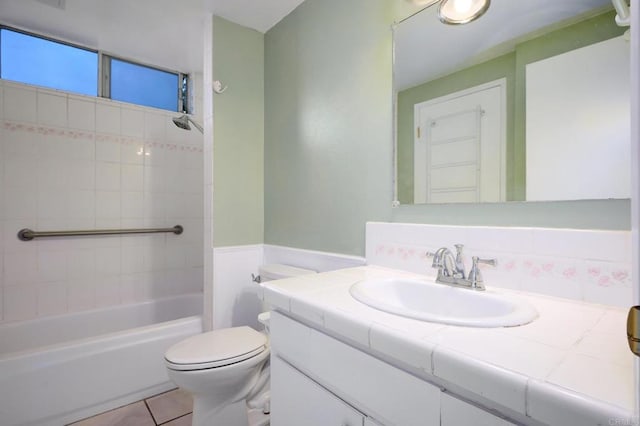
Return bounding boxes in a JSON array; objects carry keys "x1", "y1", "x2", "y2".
[
  {"x1": 441, "y1": 393, "x2": 517, "y2": 426},
  {"x1": 271, "y1": 356, "x2": 364, "y2": 426},
  {"x1": 271, "y1": 311, "x2": 441, "y2": 426}
]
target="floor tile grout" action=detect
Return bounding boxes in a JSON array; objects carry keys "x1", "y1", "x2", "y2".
[
  {"x1": 157, "y1": 412, "x2": 192, "y2": 425},
  {"x1": 143, "y1": 398, "x2": 159, "y2": 425}
]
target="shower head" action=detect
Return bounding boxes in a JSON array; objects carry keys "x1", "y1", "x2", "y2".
[
  {"x1": 172, "y1": 114, "x2": 203, "y2": 134},
  {"x1": 173, "y1": 114, "x2": 191, "y2": 131}
]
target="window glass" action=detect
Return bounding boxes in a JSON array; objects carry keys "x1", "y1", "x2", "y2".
[
  {"x1": 0, "y1": 28, "x2": 98, "y2": 96},
  {"x1": 110, "y1": 58, "x2": 178, "y2": 111}
]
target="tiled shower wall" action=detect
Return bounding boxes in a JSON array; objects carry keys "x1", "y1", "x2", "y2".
[{"x1": 0, "y1": 79, "x2": 204, "y2": 323}]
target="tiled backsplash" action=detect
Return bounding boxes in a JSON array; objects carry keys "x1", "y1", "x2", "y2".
[
  {"x1": 366, "y1": 222, "x2": 632, "y2": 307},
  {"x1": 0, "y1": 80, "x2": 204, "y2": 323}
]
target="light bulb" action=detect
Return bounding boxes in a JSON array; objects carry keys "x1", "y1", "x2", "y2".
[{"x1": 453, "y1": 0, "x2": 472, "y2": 14}]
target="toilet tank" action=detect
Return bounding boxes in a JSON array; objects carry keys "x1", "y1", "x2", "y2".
[
  {"x1": 257, "y1": 264, "x2": 317, "y2": 331},
  {"x1": 259, "y1": 264, "x2": 317, "y2": 282}
]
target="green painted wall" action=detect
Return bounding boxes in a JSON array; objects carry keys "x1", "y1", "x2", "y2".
[
  {"x1": 213, "y1": 16, "x2": 265, "y2": 247},
  {"x1": 260, "y1": 3, "x2": 630, "y2": 256},
  {"x1": 264, "y1": 0, "x2": 394, "y2": 255},
  {"x1": 397, "y1": 10, "x2": 625, "y2": 204}
]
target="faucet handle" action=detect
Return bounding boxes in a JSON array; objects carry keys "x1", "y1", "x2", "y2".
[
  {"x1": 475, "y1": 257, "x2": 497, "y2": 267},
  {"x1": 425, "y1": 251, "x2": 440, "y2": 268},
  {"x1": 468, "y1": 256, "x2": 497, "y2": 290}
]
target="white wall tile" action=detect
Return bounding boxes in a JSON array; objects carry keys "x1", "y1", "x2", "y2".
[
  {"x1": 121, "y1": 108, "x2": 144, "y2": 138},
  {"x1": 67, "y1": 281, "x2": 95, "y2": 311},
  {"x1": 68, "y1": 97, "x2": 95, "y2": 131},
  {"x1": 96, "y1": 139, "x2": 121, "y2": 163},
  {"x1": 65, "y1": 137, "x2": 95, "y2": 161},
  {"x1": 120, "y1": 142, "x2": 145, "y2": 165},
  {"x1": 0, "y1": 84, "x2": 4, "y2": 119},
  {"x1": 94, "y1": 276, "x2": 121, "y2": 308},
  {"x1": 38, "y1": 251, "x2": 68, "y2": 283},
  {"x1": 121, "y1": 191, "x2": 144, "y2": 218},
  {"x1": 96, "y1": 103, "x2": 121, "y2": 134},
  {"x1": 3, "y1": 126, "x2": 39, "y2": 157},
  {"x1": 4, "y1": 250, "x2": 38, "y2": 285},
  {"x1": 121, "y1": 164, "x2": 144, "y2": 191},
  {"x1": 4, "y1": 156, "x2": 38, "y2": 190},
  {"x1": 37, "y1": 91, "x2": 67, "y2": 127},
  {"x1": 3, "y1": 85, "x2": 37, "y2": 123},
  {"x1": 68, "y1": 248, "x2": 96, "y2": 279},
  {"x1": 37, "y1": 190, "x2": 68, "y2": 219},
  {"x1": 3, "y1": 189, "x2": 37, "y2": 220},
  {"x1": 37, "y1": 283, "x2": 67, "y2": 316},
  {"x1": 37, "y1": 158, "x2": 68, "y2": 189},
  {"x1": 144, "y1": 111, "x2": 167, "y2": 140},
  {"x1": 1, "y1": 83, "x2": 204, "y2": 324},
  {"x1": 67, "y1": 161, "x2": 95, "y2": 190},
  {"x1": 96, "y1": 162, "x2": 121, "y2": 191},
  {"x1": 95, "y1": 246, "x2": 121, "y2": 276},
  {"x1": 95, "y1": 191, "x2": 121, "y2": 219},
  {"x1": 121, "y1": 245, "x2": 144, "y2": 273},
  {"x1": 4, "y1": 285, "x2": 37, "y2": 321}
]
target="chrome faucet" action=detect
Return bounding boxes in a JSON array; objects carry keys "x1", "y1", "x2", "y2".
[{"x1": 426, "y1": 244, "x2": 496, "y2": 291}]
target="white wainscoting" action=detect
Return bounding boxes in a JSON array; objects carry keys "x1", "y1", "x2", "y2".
[{"x1": 212, "y1": 244, "x2": 365, "y2": 330}]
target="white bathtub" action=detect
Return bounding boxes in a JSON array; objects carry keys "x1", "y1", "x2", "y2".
[{"x1": 0, "y1": 294, "x2": 203, "y2": 426}]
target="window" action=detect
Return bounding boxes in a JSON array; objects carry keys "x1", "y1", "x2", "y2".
[
  {"x1": 0, "y1": 26, "x2": 187, "y2": 112},
  {"x1": 0, "y1": 28, "x2": 98, "y2": 96},
  {"x1": 108, "y1": 58, "x2": 180, "y2": 112}
]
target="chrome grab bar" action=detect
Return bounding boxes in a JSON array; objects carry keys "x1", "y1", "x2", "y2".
[{"x1": 18, "y1": 225, "x2": 183, "y2": 241}]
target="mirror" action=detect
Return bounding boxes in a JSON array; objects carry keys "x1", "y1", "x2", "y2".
[{"x1": 394, "y1": 0, "x2": 630, "y2": 205}]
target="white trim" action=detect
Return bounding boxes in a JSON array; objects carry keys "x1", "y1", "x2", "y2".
[{"x1": 263, "y1": 244, "x2": 365, "y2": 272}]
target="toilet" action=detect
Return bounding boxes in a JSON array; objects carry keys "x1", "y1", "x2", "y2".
[{"x1": 164, "y1": 264, "x2": 316, "y2": 426}]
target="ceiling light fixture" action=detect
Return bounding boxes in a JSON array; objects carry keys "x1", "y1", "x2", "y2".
[{"x1": 437, "y1": 0, "x2": 490, "y2": 25}]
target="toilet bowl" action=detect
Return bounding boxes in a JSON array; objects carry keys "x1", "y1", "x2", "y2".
[
  {"x1": 165, "y1": 326, "x2": 270, "y2": 426},
  {"x1": 164, "y1": 264, "x2": 317, "y2": 426}
]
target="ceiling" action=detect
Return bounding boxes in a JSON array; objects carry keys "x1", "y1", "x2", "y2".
[
  {"x1": 212, "y1": 0, "x2": 306, "y2": 33},
  {"x1": 0, "y1": 0, "x2": 306, "y2": 75}
]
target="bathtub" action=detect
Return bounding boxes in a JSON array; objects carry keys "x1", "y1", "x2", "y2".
[{"x1": 0, "y1": 293, "x2": 203, "y2": 426}]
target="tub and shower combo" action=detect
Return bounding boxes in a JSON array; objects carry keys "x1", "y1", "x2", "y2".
[
  {"x1": 0, "y1": 223, "x2": 204, "y2": 425},
  {"x1": 0, "y1": 293, "x2": 203, "y2": 425}
]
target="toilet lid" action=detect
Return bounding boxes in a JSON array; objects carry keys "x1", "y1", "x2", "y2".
[{"x1": 165, "y1": 326, "x2": 267, "y2": 371}]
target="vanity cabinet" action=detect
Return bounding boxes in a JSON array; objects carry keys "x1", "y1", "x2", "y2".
[
  {"x1": 271, "y1": 356, "x2": 365, "y2": 426},
  {"x1": 270, "y1": 311, "x2": 518, "y2": 426},
  {"x1": 441, "y1": 393, "x2": 516, "y2": 426}
]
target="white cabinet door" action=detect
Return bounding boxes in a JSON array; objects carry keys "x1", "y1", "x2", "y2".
[
  {"x1": 441, "y1": 393, "x2": 516, "y2": 426},
  {"x1": 271, "y1": 355, "x2": 364, "y2": 426}
]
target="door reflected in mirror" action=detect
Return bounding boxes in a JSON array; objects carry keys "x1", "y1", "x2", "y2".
[{"x1": 394, "y1": 0, "x2": 630, "y2": 205}]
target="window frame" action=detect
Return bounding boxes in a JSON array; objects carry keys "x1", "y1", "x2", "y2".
[{"x1": 0, "y1": 24, "x2": 189, "y2": 113}]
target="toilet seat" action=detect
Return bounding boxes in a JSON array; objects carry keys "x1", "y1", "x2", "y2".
[{"x1": 165, "y1": 326, "x2": 268, "y2": 371}]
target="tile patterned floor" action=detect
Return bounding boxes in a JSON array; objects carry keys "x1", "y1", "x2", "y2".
[{"x1": 68, "y1": 388, "x2": 193, "y2": 426}]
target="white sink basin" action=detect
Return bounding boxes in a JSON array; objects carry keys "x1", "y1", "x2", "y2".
[{"x1": 350, "y1": 278, "x2": 538, "y2": 327}]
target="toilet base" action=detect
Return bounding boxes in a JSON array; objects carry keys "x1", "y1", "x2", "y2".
[
  {"x1": 192, "y1": 398, "x2": 249, "y2": 426},
  {"x1": 248, "y1": 407, "x2": 270, "y2": 426}
]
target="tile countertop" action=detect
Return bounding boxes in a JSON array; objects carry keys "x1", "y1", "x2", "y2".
[{"x1": 261, "y1": 266, "x2": 636, "y2": 426}]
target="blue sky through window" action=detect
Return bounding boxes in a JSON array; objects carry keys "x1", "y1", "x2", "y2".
[
  {"x1": 0, "y1": 28, "x2": 98, "y2": 96},
  {"x1": 111, "y1": 59, "x2": 178, "y2": 111}
]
